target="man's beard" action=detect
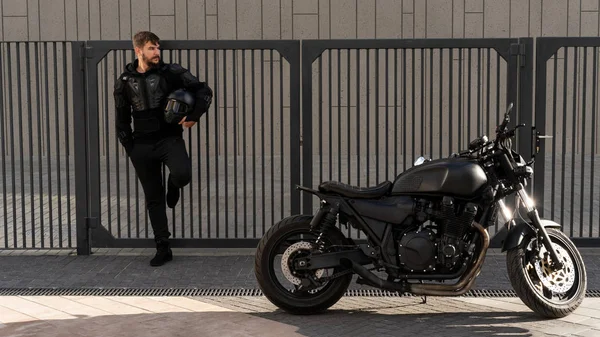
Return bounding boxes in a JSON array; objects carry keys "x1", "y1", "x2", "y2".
[{"x1": 141, "y1": 54, "x2": 160, "y2": 68}]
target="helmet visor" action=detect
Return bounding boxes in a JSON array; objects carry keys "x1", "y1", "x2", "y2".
[{"x1": 166, "y1": 100, "x2": 183, "y2": 113}]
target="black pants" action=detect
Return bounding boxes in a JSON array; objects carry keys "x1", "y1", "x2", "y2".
[{"x1": 128, "y1": 136, "x2": 191, "y2": 241}]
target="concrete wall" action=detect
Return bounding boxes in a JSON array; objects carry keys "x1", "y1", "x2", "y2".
[{"x1": 1, "y1": 0, "x2": 599, "y2": 41}]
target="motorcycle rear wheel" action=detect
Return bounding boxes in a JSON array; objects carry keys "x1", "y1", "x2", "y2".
[{"x1": 254, "y1": 214, "x2": 353, "y2": 315}]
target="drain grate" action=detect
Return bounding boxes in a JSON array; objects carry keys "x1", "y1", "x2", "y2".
[
  {"x1": 0, "y1": 288, "x2": 264, "y2": 297},
  {"x1": 0, "y1": 288, "x2": 598, "y2": 297}
]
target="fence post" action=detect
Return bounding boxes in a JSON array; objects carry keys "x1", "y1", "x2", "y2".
[
  {"x1": 72, "y1": 41, "x2": 91, "y2": 255},
  {"x1": 517, "y1": 38, "x2": 535, "y2": 195}
]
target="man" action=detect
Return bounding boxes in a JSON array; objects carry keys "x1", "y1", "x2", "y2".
[{"x1": 114, "y1": 31, "x2": 213, "y2": 266}]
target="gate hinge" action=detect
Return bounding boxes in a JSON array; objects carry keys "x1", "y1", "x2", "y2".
[
  {"x1": 510, "y1": 42, "x2": 526, "y2": 67},
  {"x1": 85, "y1": 217, "x2": 98, "y2": 229}
]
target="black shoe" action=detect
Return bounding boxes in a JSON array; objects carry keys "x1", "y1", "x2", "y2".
[
  {"x1": 166, "y1": 177, "x2": 180, "y2": 208},
  {"x1": 150, "y1": 239, "x2": 173, "y2": 267}
]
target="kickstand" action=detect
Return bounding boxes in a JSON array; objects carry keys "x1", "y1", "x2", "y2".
[{"x1": 421, "y1": 295, "x2": 427, "y2": 304}]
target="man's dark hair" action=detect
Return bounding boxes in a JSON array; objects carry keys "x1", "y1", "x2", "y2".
[{"x1": 133, "y1": 31, "x2": 160, "y2": 49}]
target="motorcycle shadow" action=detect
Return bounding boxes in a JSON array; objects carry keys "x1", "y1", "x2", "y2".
[{"x1": 251, "y1": 299, "x2": 546, "y2": 337}]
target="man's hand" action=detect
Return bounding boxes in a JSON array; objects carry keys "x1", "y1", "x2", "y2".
[{"x1": 179, "y1": 116, "x2": 196, "y2": 128}]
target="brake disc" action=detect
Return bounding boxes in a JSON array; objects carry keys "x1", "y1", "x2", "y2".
[
  {"x1": 281, "y1": 241, "x2": 324, "y2": 285},
  {"x1": 534, "y1": 243, "x2": 576, "y2": 294}
]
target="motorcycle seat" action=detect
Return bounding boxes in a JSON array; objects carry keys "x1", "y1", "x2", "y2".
[{"x1": 318, "y1": 181, "x2": 392, "y2": 199}]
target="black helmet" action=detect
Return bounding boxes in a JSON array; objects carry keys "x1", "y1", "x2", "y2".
[{"x1": 164, "y1": 88, "x2": 195, "y2": 124}]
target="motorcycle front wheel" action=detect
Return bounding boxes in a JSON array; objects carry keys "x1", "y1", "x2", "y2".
[
  {"x1": 506, "y1": 228, "x2": 587, "y2": 318},
  {"x1": 254, "y1": 214, "x2": 353, "y2": 315}
]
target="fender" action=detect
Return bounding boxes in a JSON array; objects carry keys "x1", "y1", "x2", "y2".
[{"x1": 501, "y1": 219, "x2": 562, "y2": 252}]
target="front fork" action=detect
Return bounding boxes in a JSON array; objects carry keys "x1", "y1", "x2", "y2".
[{"x1": 499, "y1": 186, "x2": 564, "y2": 271}]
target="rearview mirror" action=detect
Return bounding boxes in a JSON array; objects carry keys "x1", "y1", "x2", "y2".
[{"x1": 506, "y1": 102, "x2": 514, "y2": 118}]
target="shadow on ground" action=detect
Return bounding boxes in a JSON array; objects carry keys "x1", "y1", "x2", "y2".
[{"x1": 0, "y1": 307, "x2": 551, "y2": 337}]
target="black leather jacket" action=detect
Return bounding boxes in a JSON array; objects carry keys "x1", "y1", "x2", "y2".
[{"x1": 113, "y1": 59, "x2": 213, "y2": 149}]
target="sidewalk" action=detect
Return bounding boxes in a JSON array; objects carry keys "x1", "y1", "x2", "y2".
[
  {"x1": 1, "y1": 248, "x2": 600, "y2": 292},
  {"x1": 1, "y1": 295, "x2": 600, "y2": 336}
]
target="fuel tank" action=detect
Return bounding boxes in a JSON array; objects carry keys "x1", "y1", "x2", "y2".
[{"x1": 391, "y1": 158, "x2": 488, "y2": 198}]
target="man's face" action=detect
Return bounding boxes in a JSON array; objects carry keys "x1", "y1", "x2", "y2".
[{"x1": 137, "y1": 41, "x2": 160, "y2": 67}]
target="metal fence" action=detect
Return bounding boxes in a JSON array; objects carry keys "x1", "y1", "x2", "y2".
[
  {"x1": 79, "y1": 40, "x2": 301, "y2": 252},
  {"x1": 1, "y1": 37, "x2": 600, "y2": 253},
  {"x1": 534, "y1": 37, "x2": 600, "y2": 246},
  {"x1": 301, "y1": 38, "x2": 527, "y2": 240},
  {"x1": 0, "y1": 42, "x2": 78, "y2": 250}
]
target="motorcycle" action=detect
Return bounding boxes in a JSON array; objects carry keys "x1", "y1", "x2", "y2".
[{"x1": 254, "y1": 103, "x2": 587, "y2": 318}]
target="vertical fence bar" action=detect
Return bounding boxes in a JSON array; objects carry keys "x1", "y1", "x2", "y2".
[
  {"x1": 269, "y1": 49, "x2": 274, "y2": 232},
  {"x1": 570, "y1": 48, "x2": 578, "y2": 237},
  {"x1": 260, "y1": 50, "x2": 265, "y2": 235},
  {"x1": 204, "y1": 49, "x2": 210, "y2": 238},
  {"x1": 412, "y1": 49, "x2": 416, "y2": 163},
  {"x1": 580, "y1": 48, "x2": 587, "y2": 236},
  {"x1": 194, "y1": 50, "x2": 200, "y2": 239},
  {"x1": 26, "y1": 44, "x2": 35, "y2": 247},
  {"x1": 486, "y1": 48, "x2": 491, "y2": 138},
  {"x1": 37, "y1": 43, "x2": 45, "y2": 248},
  {"x1": 17, "y1": 44, "x2": 26, "y2": 248},
  {"x1": 403, "y1": 49, "x2": 407, "y2": 169},
  {"x1": 280, "y1": 51, "x2": 285, "y2": 219},
  {"x1": 301, "y1": 44, "x2": 317, "y2": 215},
  {"x1": 122, "y1": 51, "x2": 128, "y2": 239},
  {"x1": 375, "y1": 49, "x2": 379, "y2": 182},
  {"x1": 8, "y1": 43, "x2": 17, "y2": 248},
  {"x1": 53, "y1": 43, "x2": 64, "y2": 247},
  {"x1": 188, "y1": 49, "x2": 193, "y2": 239},
  {"x1": 477, "y1": 49, "x2": 482, "y2": 137},
  {"x1": 449, "y1": 48, "x2": 453, "y2": 156},
  {"x1": 366, "y1": 50, "x2": 369, "y2": 185},
  {"x1": 337, "y1": 49, "x2": 341, "y2": 182},
  {"x1": 251, "y1": 50, "x2": 255, "y2": 237},
  {"x1": 421, "y1": 48, "x2": 425, "y2": 156},
  {"x1": 234, "y1": 50, "x2": 239, "y2": 238},
  {"x1": 551, "y1": 52, "x2": 558, "y2": 219},
  {"x1": 348, "y1": 49, "x2": 352, "y2": 185},
  {"x1": 385, "y1": 49, "x2": 389, "y2": 180},
  {"x1": 439, "y1": 49, "x2": 443, "y2": 158},
  {"x1": 458, "y1": 49, "x2": 462, "y2": 149},
  {"x1": 348, "y1": 49, "x2": 352, "y2": 238},
  {"x1": 430, "y1": 49, "x2": 434, "y2": 158},
  {"x1": 224, "y1": 49, "x2": 229, "y2": 238},
  {"x1": 355, "y1": 50, "x2": 360, "y2": 186},
  {"x1": 63, "y1": 42, "x2": 73, "y2": 247},
  {"x1": 394, "y1": 49, "x2": 398, "y2": 175},
  {"x1": 0, "y1": 44, "x2": 8, "y2": 248},
  {"x1": 562, "y1": 48, "x2": 568, "y2": 228},
  {"x1": 242, "y1": 50, "x2": 247, "y2": 237},
  {"x1": 467, "y1": 49, "x2": 472, "y2": 146},
  {"x1": 591, "y1": 48, "x2": 597, "y2": 236},
  {"x1": 103, "y1": 57, "x2": 111, "y2": 237}
]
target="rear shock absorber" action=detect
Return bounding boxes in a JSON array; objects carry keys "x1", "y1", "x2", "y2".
[{"x1": 315, "y1": 206, "x2": 339, "y2": 250}]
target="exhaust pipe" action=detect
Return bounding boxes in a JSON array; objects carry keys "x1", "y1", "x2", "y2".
[{"x1": 342, "y1": 222, "x2": 489, "y2": 296}]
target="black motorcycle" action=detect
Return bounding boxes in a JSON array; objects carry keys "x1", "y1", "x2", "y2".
[{"x1": 254, "y1": 103, "x2": 586, "y2": 318}]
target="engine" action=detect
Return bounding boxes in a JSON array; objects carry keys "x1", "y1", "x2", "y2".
[{"x1": 394, "y1": 197, "x2": 478, "y2": 274}]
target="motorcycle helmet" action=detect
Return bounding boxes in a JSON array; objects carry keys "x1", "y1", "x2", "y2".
[{"x1": 164, "y1": 88, "x2": 195, "y2": 124}]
